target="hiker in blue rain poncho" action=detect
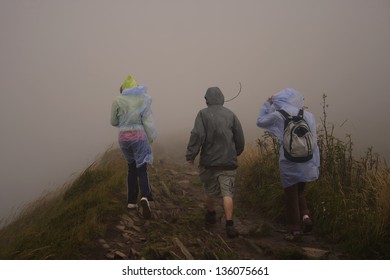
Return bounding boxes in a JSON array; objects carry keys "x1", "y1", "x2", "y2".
[
  {"x1": 186, "y1": 87, "x2": 245, "y2": 238},
  {"x1": 110, "y1": 75, "x2": 157, "y2": 219},
  {"x1": 256, "y1": 88, "x2": 320, "y2": 240}
]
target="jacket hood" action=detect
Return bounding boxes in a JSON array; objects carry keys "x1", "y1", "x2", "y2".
[
  {"x1": 272, "y1": 88, "x2": 304, "y2": 110},
  {"x1": 205, "y1": 87, "x2": 224, "y2": 106}
]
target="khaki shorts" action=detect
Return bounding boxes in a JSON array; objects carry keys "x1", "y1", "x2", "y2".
[{"x1": 199, "y1": 167, "x2": 236, "y2": 198}]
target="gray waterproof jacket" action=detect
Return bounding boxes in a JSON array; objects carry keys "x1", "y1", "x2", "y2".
[{"x1": 186, "y1": 87, "x2": 245, "y2": 169}]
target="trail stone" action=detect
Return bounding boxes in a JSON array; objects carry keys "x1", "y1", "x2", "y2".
[
  {"x1": 173, "y1": 237, "x2": 194, "y2": 260},
  {"x1": 114, "y1": 250, "x2": 129, "y2": 260},
  {"x1": 302, "y1": 247, "x2": 329, "y2": 259},
  {"x1": 169, "y1": 170, "x2": 178, "y2": 175},
  {"x1": 105, "y1": 251, "x2": 115, "y2": 259},
  {"x1": 116, "y1": 225, "x2": 126, "y2": 231}
]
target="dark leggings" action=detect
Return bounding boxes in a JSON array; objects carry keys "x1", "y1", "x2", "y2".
[
  {"x1": 284, "y1": 182, "x2": 309, "y2": 231},
  {"x1": 127, "y1": 162, "x2": 153, "y2": 204}
]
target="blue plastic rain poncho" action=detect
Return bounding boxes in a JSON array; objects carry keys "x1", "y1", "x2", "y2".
[
  {"x1": 111, "y1": 76, "x2": 157, "y2": 167},
  {"x1": 256, "y1": 88, "x2": 320, "y2": 188}
]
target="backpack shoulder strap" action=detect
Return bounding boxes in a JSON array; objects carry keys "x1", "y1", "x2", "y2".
[{"x1": 278, "y1": 109, "x2": 291, "y2": 120}]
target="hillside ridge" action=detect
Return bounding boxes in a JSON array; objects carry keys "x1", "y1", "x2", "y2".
[{"x1": 86, "y1": 153, "x2": 344, "y2": 260}]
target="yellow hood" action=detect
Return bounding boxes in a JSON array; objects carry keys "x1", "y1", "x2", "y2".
[{"x1": 120, "y1": 75, "x2": 138, "y2": 92}]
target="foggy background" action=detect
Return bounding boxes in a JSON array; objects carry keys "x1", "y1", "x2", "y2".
[{"x1": 1, "y1": 0, "x2": 389, "y2": 223}]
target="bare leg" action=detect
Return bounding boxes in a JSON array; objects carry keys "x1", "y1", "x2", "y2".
[
  {"x1": 297, "y1": 182, "x2": 309, "y2": 217},
  {"x1": 223, "y1": 196, "x2": 238, "y2": 238},
  {"x1": 223, "y1": 196, "x2": 234, "y2": 221},
  {"x1": 204, "y1": 194, "x2": 215, "y2": 212},
  {"x1": 284, "y1": 184, "x2": 301, "y2": 232}
]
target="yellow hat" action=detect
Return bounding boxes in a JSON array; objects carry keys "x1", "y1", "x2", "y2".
[{"x1": 120, "y1": 75, "x2": 138, "y2": 92}]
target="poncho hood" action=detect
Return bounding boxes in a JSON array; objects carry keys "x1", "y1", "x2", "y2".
[
  {"x1": 272, "y1": 88, "x2": 304, "y2": 110},
  {"x1": 121, "y1": 85, "x2": 148, "y2": 96},
  {"x1": 205, "y1": 87, "x2": 224, "y2": 106}
]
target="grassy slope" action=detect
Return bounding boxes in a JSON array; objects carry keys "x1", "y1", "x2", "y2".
[
  {"x1": 1, "y1": 115, "x2": 389, "y2": 259},
  {"x1": 0, "y1": 148, "x2": 127, "y2": 259}
]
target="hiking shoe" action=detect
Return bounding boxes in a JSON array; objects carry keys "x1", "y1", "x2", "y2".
[
  {"x1": 226, "y1": 225, "x2": 239, "y2": 238},
  {"x1": 284, "y1": 231, "x2": 302, "y2": 242},
  {"x1": 127, "y1": 203, "x2": 137, "y2": 209},
  {"x1": 205, "y1": 211, "x2": 217, "y2": 224},
  {"x1": 140, "y1": 197, "x2": 151, "y2": 219},
  {"x1": 302, "y1": 216, "x2": 313, "y2": 233}
]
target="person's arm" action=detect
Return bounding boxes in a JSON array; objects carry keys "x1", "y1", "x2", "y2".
[
  {"x1": 256, "y1": 99, "x2": 284, "y2": 139},
  {"x1": 186, "y1": 111, "x2": 205, "y2": 162},
  {"x1": 233, "y1": 115, "x2": 245, "y2": 156},
  {"x1": 110, "y1": 100, "x2": 119, "y2": 127},
  {"x1": 141, "y1": 98, "x2": 157, "y2": 143},
  {"x1": 256, "y1": 100, "x2": 275, "y2": 129}
]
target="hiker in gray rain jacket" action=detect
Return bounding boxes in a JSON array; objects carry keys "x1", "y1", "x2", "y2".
[{"x1": 186, "y1": 87, "x2": 245, "y2": 238}]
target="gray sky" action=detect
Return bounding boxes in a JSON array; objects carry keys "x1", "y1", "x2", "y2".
[{"x1": 1, "y1": 0, "x2": 389, "y2": 221}]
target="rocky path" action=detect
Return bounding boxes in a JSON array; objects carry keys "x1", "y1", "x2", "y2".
[{"x1": 88, "y1": 154, "x2": 343, "y2": 260}]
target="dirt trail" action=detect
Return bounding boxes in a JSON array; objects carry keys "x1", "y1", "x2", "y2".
[{"x1": 88, "y1": 153, "x2": 344, "y2": 260}]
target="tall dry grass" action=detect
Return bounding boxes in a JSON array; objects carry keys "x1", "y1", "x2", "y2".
[{"x1": 0, "y1": 148, "x2": 127, "y2": 259}]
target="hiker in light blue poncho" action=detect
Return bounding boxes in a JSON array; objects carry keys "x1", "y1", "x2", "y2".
[
  {"x1": 111, "y1": 75, "x2": 157, "y2": 218},
  {"x1": 256, "y1": 88, "x2": 320, "y2": 239}
]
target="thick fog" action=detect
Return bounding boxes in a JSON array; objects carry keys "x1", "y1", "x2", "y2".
[{"x1": 1, "y1": 0, "x2": 389, "y2": 222}]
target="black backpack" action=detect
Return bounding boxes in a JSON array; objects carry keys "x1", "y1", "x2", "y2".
[{"x1": 278, "y1": 109, "x2": 314, "y2": 162}]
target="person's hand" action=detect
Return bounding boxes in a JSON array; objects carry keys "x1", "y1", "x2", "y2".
[
  {"x1": 186, "y1": 160, "x2": 194, "y2": 165},
  {"x1": 267, "y1": 96, "x2": 273, "y2": 104}
]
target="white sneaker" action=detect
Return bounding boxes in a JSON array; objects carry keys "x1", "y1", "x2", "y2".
[
  {"x1": 140, "y1": 197, "x2": 151, "y2": 219},
  {"x1": 127, "y1": 203, "x2": 137, "y2": 209}
]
